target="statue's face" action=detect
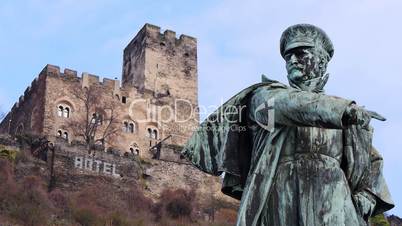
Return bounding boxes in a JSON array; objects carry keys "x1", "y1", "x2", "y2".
[{"x1": 285, "y1": 46, "x2": 328, "y2": 91}]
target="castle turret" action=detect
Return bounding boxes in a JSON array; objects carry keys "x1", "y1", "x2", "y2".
[{"x1": 122, "y1": 23, "x2": 198, "y2": 104}]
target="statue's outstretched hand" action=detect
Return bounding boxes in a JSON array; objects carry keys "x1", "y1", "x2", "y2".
[{"x1": 343, "y1": 104, "x2": 386, "y2": 130}]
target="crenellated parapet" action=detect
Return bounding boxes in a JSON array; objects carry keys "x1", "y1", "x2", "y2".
[
  {"x1": 38, "y1": 64, "x2": 121, "y2": 93},
  {"x1": 122, "y1": 23, "x2": 198, "y2": 93},
  {"x1": 124, "y1": 23, "x2": 197, "y2": 53}
]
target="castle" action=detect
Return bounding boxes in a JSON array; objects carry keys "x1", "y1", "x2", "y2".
[{"x1": 0, "y1": 23, "x2": 199, "y2": 158}]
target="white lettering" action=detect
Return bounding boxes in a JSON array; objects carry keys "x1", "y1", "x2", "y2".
[
  {"x1": 73, "y1": 156, "x2": 119, "y2": 177},
  {"x1": 74, "y1": 156, "x2": 83, "y2": 168},
  {"x1": 85, "y1": 157, "x2": 93, "y2": 170}
]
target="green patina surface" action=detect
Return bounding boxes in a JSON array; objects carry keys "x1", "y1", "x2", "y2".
[{"x1": 182, "y1": 24, "x2": 394, "y2": 226}]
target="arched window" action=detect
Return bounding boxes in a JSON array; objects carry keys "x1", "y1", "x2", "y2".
[
  {"x1": 57, "y1": 104, "x2": 72, "y2": 118},
  {"x1": 62, "y1": 132, "x2": 69, "y2": 141},
  {"x1": 63, "y1": 107, "x2": 70, "y2": 118},
  {"x1": 130, "y1": 143, "x2": 139, "y2": 155},
  {"x1": 123, "y1": 121, "x2": 136, "y2": 133},
  {"x1": 147, "y1": 128, "x2": 158, "y2": 139},
  {"x1": 153, "y1": 129, "x2": 158, "y2": 140},
  {"x1": 92, "y1": 112, "x2": 103, "y2": 125},
  {"x1": 91, "y1": 114, "x2": 96, "y2": 124},
  {"x1": 129, "y1": 123, "x2": 134, "y2": 133},
  {"x1": 57, "y1": 130, "x2": 62, "y2": 137},
  {"x1": 58, "y1": 106, "x2": 63, "y2": 117},
  {"x1": 129, "y1": 147, "x2": 140, "y2": 155},
  {"x1": 123, "y1": 121, "x2": 129, "y2": 132}
]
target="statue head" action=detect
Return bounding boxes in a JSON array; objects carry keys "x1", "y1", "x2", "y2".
[{"x1": 280, "y1": 24, "x2": 334, "y2": 92}]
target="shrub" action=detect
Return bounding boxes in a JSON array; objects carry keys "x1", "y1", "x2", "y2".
[
  {"x1": 73, "y1": 208, "x2": 100, "y2": 226},
  {"x1": 157, "y1": 188, "x2": 196, "y2": 220},
  {"x1": 126, "y1": 185, "x2": 154, "y2": 212},
  {"x1": 8, "y1": 176, "x2": 50, "y2": 226},
  {"x1": 370, "y1": 214, "x2": 390, "y2": 226},
  {"x1": 0, "y1": 147, "x2": 18, "y2": 161},
  {"x1": 49, "y1": 189, "x2": 69, "y2": 211},
  {"x1": 0, "y1": 159, "x2": 17, "y2": 211}
]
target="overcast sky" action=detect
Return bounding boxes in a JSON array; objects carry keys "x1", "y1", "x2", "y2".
[{"x1": 1, "y1": 0, "x2": 401, "y2": 216}]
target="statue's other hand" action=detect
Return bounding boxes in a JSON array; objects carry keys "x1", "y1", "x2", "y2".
[
  {"x1": 353, "y1": 191, "x2": 376, "y2": 221},
  {"x1": 343, "y1": 104, "x2": 386, "y2": 130},
  {"x1": 366, "y1": 110, "x2": 386, "y2": 121}
]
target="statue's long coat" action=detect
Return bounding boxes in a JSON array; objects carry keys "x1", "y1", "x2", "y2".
[{"x1": 182, "y1": 79, "x2": 394, "y2": 226}]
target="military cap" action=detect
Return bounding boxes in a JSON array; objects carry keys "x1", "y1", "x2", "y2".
[{"x1": 280, "y1": 24, "x2": 334, "y2": 59}]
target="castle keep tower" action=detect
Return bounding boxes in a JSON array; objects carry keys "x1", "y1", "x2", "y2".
[
  {"x1": 122, "y1": 24, "x2": 198, "y2": 104},
  {"x1": 122, "y1": 24, "x2": 199, "y2": 145}
]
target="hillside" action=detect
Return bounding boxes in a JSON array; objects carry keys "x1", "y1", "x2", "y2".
[{"x1": 0, "y1": 134, "x2": 238, "y2": 226}]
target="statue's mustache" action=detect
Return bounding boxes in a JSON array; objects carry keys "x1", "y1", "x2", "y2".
[{"x1": 288, "y1": 64, "x2": 304, "y2": 71}]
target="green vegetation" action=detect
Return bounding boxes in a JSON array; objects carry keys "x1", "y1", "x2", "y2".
[
  {"x1": 370, "y1": 214, "x2": 390, "y2": 226},
  {"x1": 0, "y1": 145, "x2": 18, "y2": 161}
]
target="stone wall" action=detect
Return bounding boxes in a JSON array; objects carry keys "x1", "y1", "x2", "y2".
[
  {"x1": 49, "y1": 141, "x2": 237, "y2": 205},
  {"x1": 0, "y1": 69, "x2": 47, "y2": 135},
  {"x1": 0, "y1": 23, "x2": 199, "y2": 159}
]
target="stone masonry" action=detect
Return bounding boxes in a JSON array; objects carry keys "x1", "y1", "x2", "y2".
[{"x1": 0, "y1": 23, "x2": 199, "y2": 159}]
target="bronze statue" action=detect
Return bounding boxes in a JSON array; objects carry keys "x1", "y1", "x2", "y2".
[{"x1": 182, "y1": 24, "x2": 394, "y2": 226}]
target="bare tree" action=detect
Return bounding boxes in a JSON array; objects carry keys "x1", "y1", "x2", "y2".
[{"x1": 67, "y1": 86, "x2": 120, "y2": 150}]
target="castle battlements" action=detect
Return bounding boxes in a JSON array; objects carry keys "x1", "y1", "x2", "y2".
[
  {"x1": 39, "y1": 64, "x2": 122, "y2": 91},
  {"x1": 124, "y1": 23, "x2": 196, "y2": 52}
]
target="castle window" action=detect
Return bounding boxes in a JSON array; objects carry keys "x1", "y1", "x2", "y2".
[
  {"x1": 184, "y1": 53, "x2": 190, "y2": 57},
  {"x1": 147, "y1": 128, "x2": 158, "y2": 139},
  {"x1": 123, "y1": 122, "x2": 129, "y2": 132},
  {"x1": 134, "y1": 148, "x2": 139, "y2": 155},
  {"x1": 122, "y1": 96, "x2": 127, "y2": 104},
  {"x1": 153, "y1": 129, "x2": 158, "y2": 139},
  {"x1": 91, "y1": 114, "x2": 96, "y2": 124},
  {"x1": 92, "y1": 113, "x2": 103, "y2": 125},
  {"x1": 57, "y1": 104, "x2": 72, "y2": 118},
  {"x1": 58, "y1": 106, "x2": 63, "y2": 117},
  {"x1": 62, "y1": 132, "x2": 69, "y2": 141},
  {"x1": 63, "y1": 107, "x2": 70, "y2": 118},
  {"x1": 57, "y1": 130, "x2": 62, "y2": 137},
  {"x1": 123, "y1": 121, "x2": 136, "y2": 133},
  {"x1": 129, "y1": 123, "x2": 135, "y2": 133},
  {"x1": 129, "y1": 143, "x2": 140, "y2": 156}
]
